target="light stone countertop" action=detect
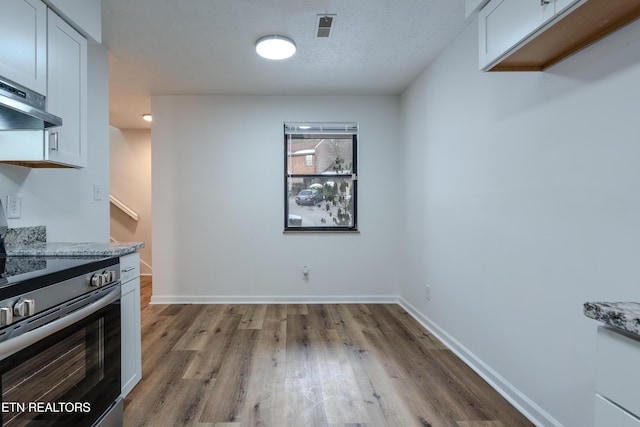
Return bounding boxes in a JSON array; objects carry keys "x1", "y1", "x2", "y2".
[
  {"x1": 6, "y1": 241, "x2": 144, "y2": 257},
  {"x1": 584, "y1": 302, "x2": 640, "y2": 336}
]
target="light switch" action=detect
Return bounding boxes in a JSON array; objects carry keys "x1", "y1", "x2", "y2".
[{"x1": 93, "y1": 184, "x2": 103, "y2": 201}]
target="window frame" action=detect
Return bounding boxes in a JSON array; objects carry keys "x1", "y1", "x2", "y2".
[{"x1": 283, "y1": 122, "x2": 358, "y2": 232}]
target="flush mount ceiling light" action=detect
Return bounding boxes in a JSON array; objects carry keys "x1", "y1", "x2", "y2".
[
  {"x1": 142, "y1": 114, "x2": 152, "y2": 122},
  {"x1": 255, "y1": 35, "x2": 296, "y2": 60}
]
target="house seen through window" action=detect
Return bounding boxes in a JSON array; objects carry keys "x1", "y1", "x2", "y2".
[{"x1": 284, "y1": 122, "x2": 358, "y2": 231}]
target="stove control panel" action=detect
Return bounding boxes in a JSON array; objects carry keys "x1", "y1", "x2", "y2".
[
  {"x1": 90, "y1": 269, "x2": 117, "y2": 288},
  {"x1": 0, "y1": 299, "x2": 37, "y2": 327},
  {"x1": 0, "y1": 259, "x2": 120, "y2": 330}
]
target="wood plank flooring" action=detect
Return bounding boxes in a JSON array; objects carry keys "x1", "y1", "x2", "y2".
[{"x1": 124, "y1": 283, "x2": 533, "y2": 427}]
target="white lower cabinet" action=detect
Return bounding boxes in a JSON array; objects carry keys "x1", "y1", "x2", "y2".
[
  {"x1": 596, "y1": 394, "x2": 640, "y2": 427},
  {"x1": 120, "y1": 252, "x2": 142, "y2": 397},
  {"x1": 595, "y1": 326, "x2": 640, "y2": 426}
]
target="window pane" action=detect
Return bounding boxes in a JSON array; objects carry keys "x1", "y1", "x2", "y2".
[
  {"x1": 284, "y1": 122, "x2": 357, "y2": 231},
  {"x1": 287, "y1": 136, "x2": 353, "y2": 176},
  {"x1": 287, "y1": 176, "x2": 355, "y2": 228}
]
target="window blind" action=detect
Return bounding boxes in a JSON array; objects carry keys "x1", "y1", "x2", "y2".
[{"x1": 284, "y1": 122, "x2": 358, "y2": 135}]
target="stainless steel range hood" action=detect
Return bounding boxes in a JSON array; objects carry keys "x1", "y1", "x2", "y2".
[{"x1": 0, "y1": 78, "x2": 62, "y2": 130}]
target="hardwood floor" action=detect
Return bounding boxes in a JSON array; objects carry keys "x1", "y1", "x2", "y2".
[
  {"x1": 139, "y1": 275, "x2": 152, "y2": 307},
  {"x1": 124, "y1": 282, "x2": 533, "y2": 427}
]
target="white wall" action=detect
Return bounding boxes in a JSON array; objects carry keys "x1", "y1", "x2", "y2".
[
  {"x1": 400, "y1": 17, "x2": 640, "y2": 427},
  {"x1": 0, "y1": 44, "x2": 110, "y2": 242},
  {"x1": 109, "y1": 127, "x2": 152, "y2": 274},
  {"x1": 151, "y1": 95, "x2": 402, "y2": 302}
]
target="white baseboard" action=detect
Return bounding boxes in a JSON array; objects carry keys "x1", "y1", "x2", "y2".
[
  {"x1": 149, "y1": 294, "x2": 399, "y2": 305},
  {"x1": 398, "y1": 297, "x2": 562, "y2": 427}
]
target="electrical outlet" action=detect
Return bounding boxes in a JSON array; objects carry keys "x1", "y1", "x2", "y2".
[
  {"x1": 6, "y1": 195, "x2": 21, "y2": 219},
  {"x1": 302, "y1": 265, "x2": 310, "y2": 279},
  {"x1": 425, "y1": 284, "x2": 431, "y2": 301}
]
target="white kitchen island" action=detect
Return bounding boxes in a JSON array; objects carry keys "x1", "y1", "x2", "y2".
[{"x1": 585, "y1": 302, "x2": 640, "y2": 426}]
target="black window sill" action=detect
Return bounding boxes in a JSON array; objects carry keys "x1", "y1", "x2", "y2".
[{"x1": 283, "y1": 229, "x2": 360, "y2": 234}]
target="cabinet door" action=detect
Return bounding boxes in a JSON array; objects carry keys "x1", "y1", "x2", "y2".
[
  {"x1": 46, "y1": 0, "x2": 102, "y2": 42},
  {"x1": 597, "y1": 327, "x2": 640, "y2": 418},
  {"x1": 0, "y1": 0, "x2": 47, "y2": 94},
  {"x1": 479, "y1": 0, "x2": 555, "y2": 69},
  {"x1": 120, "y1": 252, "x2": 142, "y2": 397},
  {"x1": 121, "y1": 277, "x2": 142, "y2": 397},
  {"x1": 595, "y1": 394, "x2": 640, "y2": 427},
  {"x1": 46, "y1": 9, "x2": 87, "y2": 167}
]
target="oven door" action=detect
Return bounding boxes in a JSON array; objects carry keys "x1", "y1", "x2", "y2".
[{"x1": 0, "y1": 285, "x2": 121, "y2": 426}]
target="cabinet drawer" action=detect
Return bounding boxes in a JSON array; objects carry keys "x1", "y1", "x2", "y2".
[
  {"x1": 119, "y1": 252, "x2": 140, "y2": 284},
  {"x1": 597, "y1": 326, "x2": 640, "y2": 418},
  {"x1": 595, "y1": 394, "x2": 640, "y2": 427}
]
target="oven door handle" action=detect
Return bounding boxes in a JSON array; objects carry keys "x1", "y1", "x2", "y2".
[{"x1": 0, "y1": 287, "x2": 120, "y2": 361}]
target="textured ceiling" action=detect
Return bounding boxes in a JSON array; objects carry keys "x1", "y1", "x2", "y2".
[{"x1": 102, "y1": 0, "x2": 467, "y2": 129}]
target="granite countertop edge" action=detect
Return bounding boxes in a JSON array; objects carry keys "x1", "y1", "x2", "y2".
[
  {"x1": 5, "y1": 242, "x2": 145, "y2": 257},
  {"x1": 584, "y1": 302, "x2": 640, "y2": 336}
]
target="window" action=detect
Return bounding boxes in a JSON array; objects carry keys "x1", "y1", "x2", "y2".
[{"x1": 284, "y1": 122, "x2": 358, "y2": 232}]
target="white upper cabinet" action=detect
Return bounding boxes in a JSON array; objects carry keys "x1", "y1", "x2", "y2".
[
  {"x1": 0, "y1": 0, "x2": 47, "y2": 94},
  {"x1": 0, "y1": 1, "x2": 91, "y2": 168},
  {"x1": 46, "y1": 9, "x2": 87, "y2": 167},
  {"x1": 44, "y1": 0, "x2": 102, "y2": 42},
  {"x1": 479, "y1": 0, "x2": 640, "y2": 72},
  {"x1": 465, "y1": 0, "x2": 490, "y2": 18},
  {"x1": 479, "y1": 0, "x2": 556, "y2": 70},
  {"x1": 554, "y1": 0, "x2": 579, "y2": 14}
]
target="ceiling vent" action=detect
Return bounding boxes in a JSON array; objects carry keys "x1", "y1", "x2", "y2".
[{"x1": 316, "y1": 14, "x2": 336, "y2": 38}]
